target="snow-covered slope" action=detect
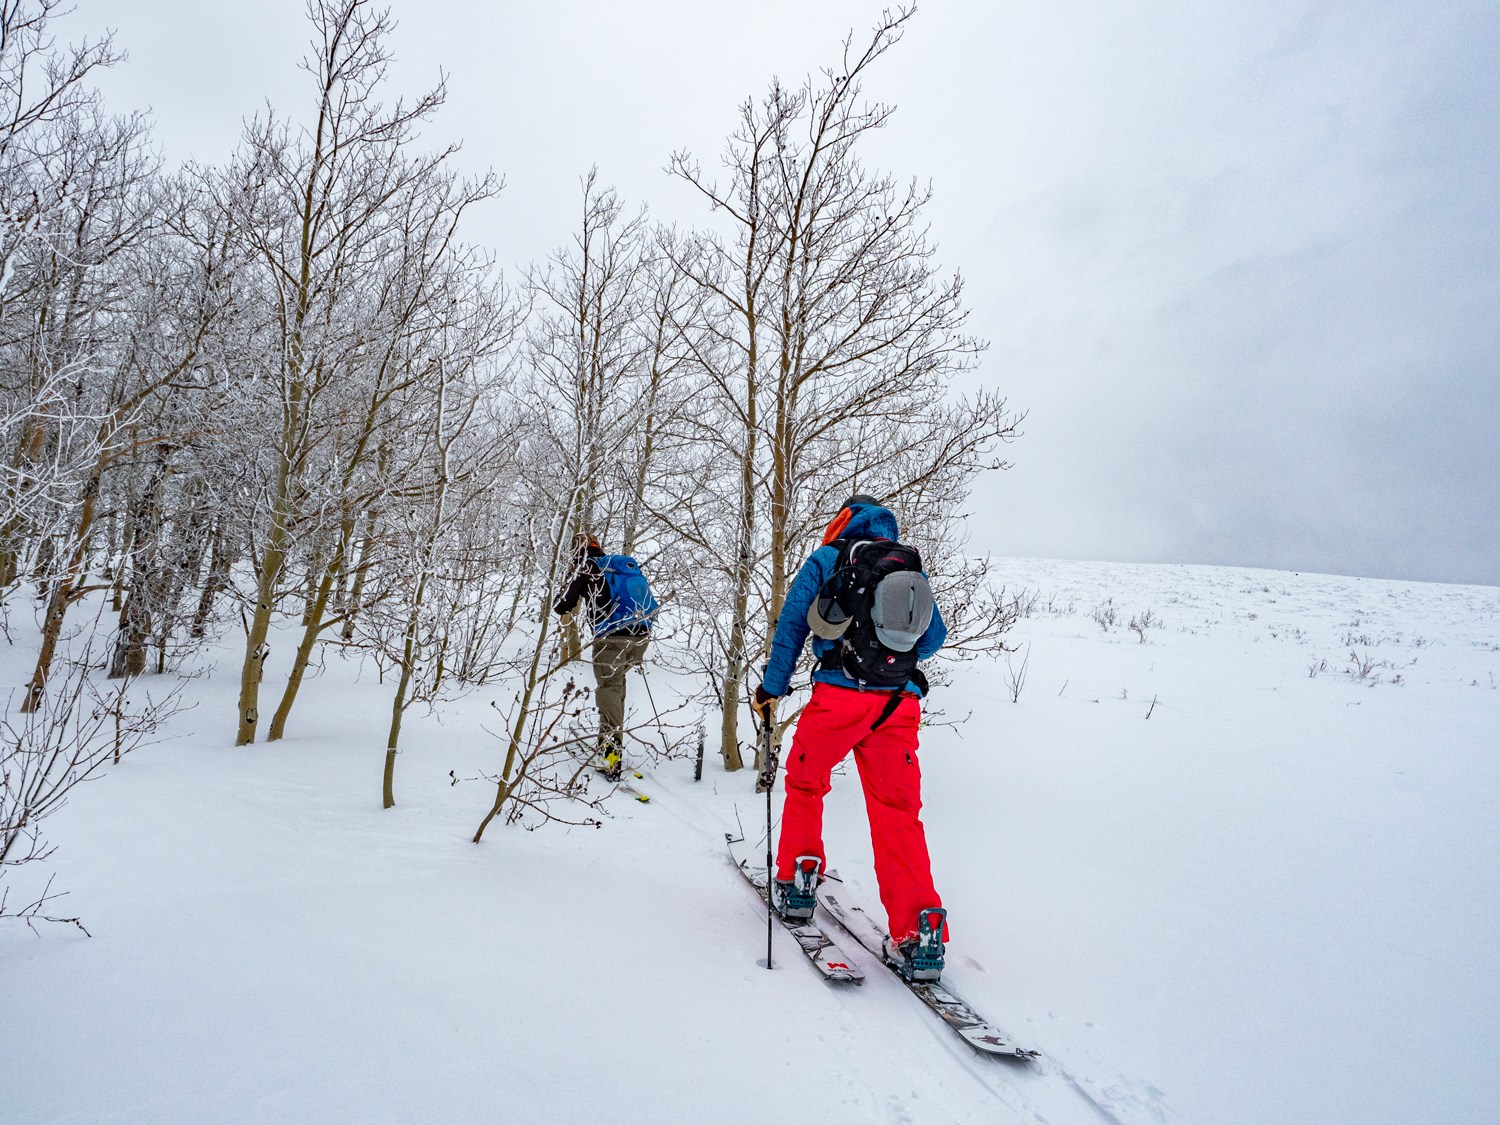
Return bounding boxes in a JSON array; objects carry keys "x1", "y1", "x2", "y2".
[{"x1": 3, "y1": 560, "x2": 1497, "y2": 1124}]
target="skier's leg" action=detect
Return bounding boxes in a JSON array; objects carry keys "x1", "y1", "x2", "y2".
[
  {"x1": 592, "y1": 634, "x2": 629, "y2": 754},
  {"x1": 625, "y1": 633, "x2": 650, "y2": 680},
  {"x1": 634, "y1": 634, "x2": 648, "y2": 667},
  {"x1": 851, "y1": 694, "x2": 947, "y2": 942},
  {"x1": 774, "y1": 684, "x2": 864, "y2": 881}
]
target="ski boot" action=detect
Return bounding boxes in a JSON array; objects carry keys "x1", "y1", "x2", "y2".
[
  {"x1": 773, "y1": 855, "x2": 821, "y2": 922},
  {"x1": 600, "y1": 735, "x2": 623, "y2": 783},
  {"x1": 885, "y1": 907, "x2": 946, "y2": 983}
]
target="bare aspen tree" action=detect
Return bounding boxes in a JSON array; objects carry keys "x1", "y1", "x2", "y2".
[
  {"x1": 10, "y1": 106, "x2": 194, "y2": 710},
  {"x1": 374, "y1": 262, "x2": 520, "y2": 806},
  {"x1": 261, "y1": 165, "x2": 503, "y2": 743},
  {"x1": 667, "y1": 87, "x2": 797, "y2": 771},
  {"x1": 94, "y1": 174, "x2": 251, "y2": 679},
  {"x1": 666, "y1": 7, "x2": 1022, "y2": 775},
  {"x1": 617, "y1": 227, "x2": 703, "y2": 557},
  {"x1": 221, "y1": 0, "x2": 465, "y2": 744},
  {"x1": 0, "y1": 0, "x2": 119, "y2": 302},
  {"x1": 526, "y1": 171, "x2": 649, "y2": 665},
  {"x1": 0, "y1": 8, "x2": 244, "y2": 702},
  {"x1": 753, "y1": 10, "x2": 1022, "y2": 629},
  {"x1": 0, "y1": 2, "x2": 119, "y2": 594},
  {"x1": 748, "y1": 16, "x2": 1022, "y2": 654}
]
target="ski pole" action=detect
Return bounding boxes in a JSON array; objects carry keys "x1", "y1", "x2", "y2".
[
  {"x1": 762, "y1": 712, "x2": 774, "y2": 970},
  {"x1": 755, "y1": 704, "x2": 780, "y2": 971},
  {"x1": 638, "y1": 662, "x2": 672, "y2": 760}
]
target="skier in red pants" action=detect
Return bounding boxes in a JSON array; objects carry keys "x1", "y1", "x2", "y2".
[{"x1": 752, "y1": 496, "x2": 949, "y2": 981}]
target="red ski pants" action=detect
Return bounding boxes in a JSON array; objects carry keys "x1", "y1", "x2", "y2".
[{"x1": 775, "y1": 683, "x2": 946, "y2": 942}]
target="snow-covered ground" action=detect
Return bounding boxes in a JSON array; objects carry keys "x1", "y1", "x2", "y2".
[{"x1": 3, "y1": 559, "x2": 1497, "y2": 1124}]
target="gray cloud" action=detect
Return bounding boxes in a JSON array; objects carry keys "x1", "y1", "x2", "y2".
[{"x1": 73, "y1": 0, "x2": 1500, "y2": 585}]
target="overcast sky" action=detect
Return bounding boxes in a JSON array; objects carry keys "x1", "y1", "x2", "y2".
[{"x1": 70, "y1": 0, "x2": 1500, "y2": 586}]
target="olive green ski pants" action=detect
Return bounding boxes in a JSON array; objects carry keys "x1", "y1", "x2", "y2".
[{"x1": 592, "y1": 632, "x2": 649, "y2": 751}]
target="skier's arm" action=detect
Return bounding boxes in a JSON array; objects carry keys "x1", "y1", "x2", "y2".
[
  {"x1": 760, "y1": 547, "x2": 835, "y2": 697},
  {"x1": 916, "y1": 596, "x2": 947, "y2": 661},
  {"x1": 553, "y1": 563, "x2": 593, "y2": 616}
]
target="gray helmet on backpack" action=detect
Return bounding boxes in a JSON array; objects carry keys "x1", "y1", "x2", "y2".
[{"x1": 805, "y1": 536, "x2": 935, "y2": 672}]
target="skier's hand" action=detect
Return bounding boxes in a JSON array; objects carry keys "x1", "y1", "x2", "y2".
[{"x1": 750, "y1": 684, "x2": 777, "y2": 724}]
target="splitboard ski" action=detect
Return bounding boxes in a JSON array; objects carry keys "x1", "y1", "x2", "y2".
[
  {"x1": 818, "y1": 884, "x2": 1038, "y2": 1060},
  {"x1": 725, "y1": 834, "x2": 863, "y2": 984},
  {"x1": 615, "y1": 771, "x2": 651, "y2": 804},
  {"x1": 591, "y1": 757, "x2": 650, "y2": 803}
]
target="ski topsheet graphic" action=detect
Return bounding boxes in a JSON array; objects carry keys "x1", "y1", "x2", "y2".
[
  {"x1": 818, "y1": 883, "x2": 1038, "y2": 1060},
  {"x1": 725, "y1": 834, "x2": 863, "y2": 984}
]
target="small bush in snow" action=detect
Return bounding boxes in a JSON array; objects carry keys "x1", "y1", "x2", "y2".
[
  {"x1": 1003, "y1": 643, "x2": 1030, "y2": 703},
  {"x1": 1128, "y1": 608, "x2": 1159, "y2": 642},
  {"x1": 1092, "y1": 598, "x2": 1118, "y2": 632},
  {"x1": 1345, "y1": 650, "x2": 1390, "y2": 684},
  {"x1": 1, "y1": 652, "x2": 182, "y2": 934}
]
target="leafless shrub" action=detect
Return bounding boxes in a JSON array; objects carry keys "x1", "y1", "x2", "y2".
[
  {"x1": 476, "y1": 680, "x2": 607, "y2": 831},
  {"x1": 1039, "y1": 592, "x2": 1075, "y2": 616},
  {"x1": 1345, "y1": 650, "x2": 1388, "y2": 684},
  {"x1": 1002, "y1": 643, "x2": 1030, "y2": 703},
  {"x1": 1128, "y1": 607, "x2": 1158, "y2": 642},
  {"x1": 1, "y1": 646, "x2": 184, "y2": 933},
  {"x1": 931, "y1": 568, "x2": 1023, "y2": 659},
  {"x1": 1011, "y1": 588, "x2": 1041, "y2": 619},
  {"x1": 1091, "y1": 598, "x2": 1117, "y2": 632},
  {"x1": 0, "y1": 872, "x2": 87, "y2": 935},
  {"x1": 906, "y1": 702, "x2": 971, "y2": 734},
  {"x1": 460, "y1": 670, "x2": 696, "y2": 832}
]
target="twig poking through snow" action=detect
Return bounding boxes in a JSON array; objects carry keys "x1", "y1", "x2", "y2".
[{"x1": 1003, "y1": 643, "x2": 1030, "y2": 703}]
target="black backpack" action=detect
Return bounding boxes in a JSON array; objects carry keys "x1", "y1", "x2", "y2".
[{"x1": 808, "y1": 538, "x2": 935, "y2": 689}]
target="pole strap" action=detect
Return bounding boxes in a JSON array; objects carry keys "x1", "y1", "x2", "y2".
[{"x1": 869, "y1": 690, "x2": 907, "y2": 732}]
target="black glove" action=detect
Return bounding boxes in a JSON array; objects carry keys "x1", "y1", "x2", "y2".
[{"x1": 750, "y1": 684, "x2": 777, "y2": 721}]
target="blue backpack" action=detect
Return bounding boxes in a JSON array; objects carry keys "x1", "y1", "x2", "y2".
[{"x1": 595, "y1": 554, "x2": 659, "y2": 635}]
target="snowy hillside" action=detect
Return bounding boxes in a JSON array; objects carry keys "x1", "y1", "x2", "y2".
[{"x1": 3, "y1": 559, "x2": 1497, "y2": 1124}]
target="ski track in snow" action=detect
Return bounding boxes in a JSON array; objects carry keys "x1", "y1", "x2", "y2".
[{"x1": 2, "y1": 558, "x2": 1497, "y2": 1123}]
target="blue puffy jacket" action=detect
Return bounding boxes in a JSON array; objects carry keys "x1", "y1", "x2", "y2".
[{"x1": 761, "y1": 504, "x2": 946, "y2": 697}]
